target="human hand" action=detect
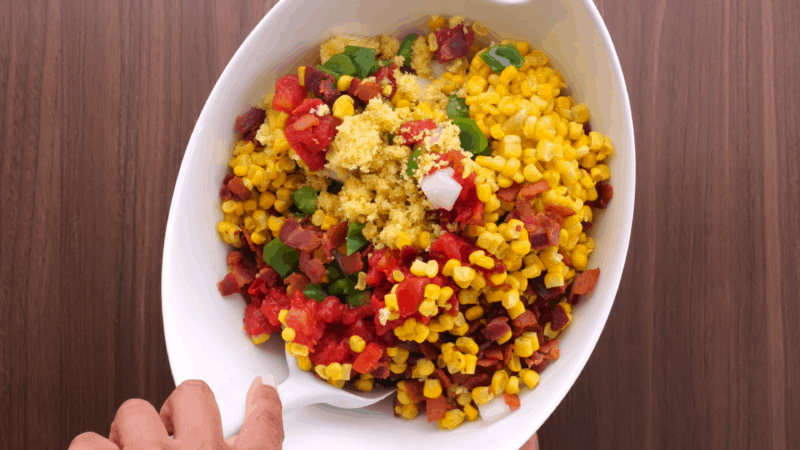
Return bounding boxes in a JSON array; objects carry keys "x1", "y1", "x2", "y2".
[{"x1": 69, "y1": 376, "x2": 283, "y2": 450}]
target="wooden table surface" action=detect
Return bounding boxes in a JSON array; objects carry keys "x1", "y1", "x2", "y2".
[{"x1": 2, "y1": 1, "x2": 797, "y2": 448}]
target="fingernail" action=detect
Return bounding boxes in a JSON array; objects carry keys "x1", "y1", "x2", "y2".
[{"x1": 261, "y1": 373, "x2": 276, "y2": 387}]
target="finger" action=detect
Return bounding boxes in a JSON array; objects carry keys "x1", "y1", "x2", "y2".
[
  {"x1": 520, "y1": 433, "x2": 539, "y2": 450},
  {"x1": 159, "y1": 379, "x2": 224, "y2": 442},
  {"x1": 69, "y1": 432, "x2": 120, "y2": 450},
  {"x1": 233, "y1": 375, "x2": 283, "y2": 450},
  {"x1": 108, "y1": 399, "x2": 169, "y2": 447},
  {"x1": 226, "y1": 435, "x2": 238, "y2": 447}
]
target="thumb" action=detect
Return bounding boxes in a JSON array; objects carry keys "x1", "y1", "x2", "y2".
[{"x1": 233, "y1": 375, "x2": 284, "y2": 450}]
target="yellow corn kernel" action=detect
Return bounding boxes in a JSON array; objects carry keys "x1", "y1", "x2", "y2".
[
  {"x1": 320, "y1": 214, "x2": 338, "y2": 231},
  {"x1": 325, "y1": 362, "x2": 344, "y2": 381},
  {"x1": 276, "y1": 309, "x2": 288, "y2": 326},
  {"x1": 390, "y1": 362, "x2": 408, "y2": 374},
  {"x1": 281, "y1": 327, "x2": 296, "y2": 342},
  {"x1": 510, "y1": 240, "x2": 531, "y2": 256},
  {"x1": 497, "y1": 329, "x2": 513, "y2": 345},
  {"x1": 544, "y1": 270, "x2": 565, "y2": 288},
  {"x1": 385, "y1": 271, "x2": 402, "y2": 285},
  {"x1": 438, "y1": 409, "x2": 466, "y2": 430},
  {"x1": 424, "y1": 378, "x2": 443, "y2": 399},
  {"x1": 294, "y1": 354, "x2": 312, "y2": 372},
  {"x1": 350, "y1": 335, "x2": 366, "y2": 353},
  {"x1": 332, "y1": 95, "x2": 355, "y2": 119},
  {"x1": 472, "y1": 386, "x2": 495, "y2": 406},
  {"x1": 428, "y1": 14, "x2": 446, "y2": 29},
  {"x1": 472, "y1": 20, "x2": 489, "y2": 36},
  {"x1": 440, "y1": 286, "x2": 454, "y2": 302},
  {"x1": 507, "y1": 300, "x2": 526, "y2": 320},
  {"x1": 421, "y1": 284, "x2": 440, "y2": 300},
  {"x1": 499, "y1": 65, "x2": 519, "y2": 85},
  {"x1": 439, "y1": 313, "x2": 456, "y2": 331},
  {"x1": 514, "y1": 335, "x2": 535, "y2": 358},
  {"x1": 395, "y1": 231, "x2": 412, "y2": 249},
  {"x1": 418, "y1": 299, "x2": 438, "y2": 317},
  {"x1": 412, "y1": 359, "x2": 436, "y2": 379},
  {"x1": 410, "y1": 260, "x2": 428, "y2": 276},
  {"x1": 250, "y1": 333, "x2": 270, "y2": 345},
  {"x1": 464, "y1": 404, "x2": 479, "y2": 421},
  {"x1": 400, "y1": 403, "x2": 419, "y2": 420},
  {"x1": 456, "y1": 337, "x2": 479, "y2": 355},
  {"x1": 425, "y1": 260, "x2": 439, "y2": 277},
  {"x1": 490, "y1": 271, "x2": 508, "y2": 285},
  {"x1": 463, "y1": 353, "x2": 478, "y2": 374},
  {"x1": 508, "y1": 354, "x2": 522, "y2": 373},
  {"x1": 452, "y1": 266, "x2": 476, "y2": 288},
  {"x1": 418, "y1": 231, "x2": 432, "y2": 249},
  {"x1": 502, "y1": 289, "x2": 520, "y2": 309},
  {"x1": 491, "y1": 370, "x2": 509, "y2": 396},
  {"x1": 314, "y1": 364, "x2": 329, "y2": 380},
  {"x1": 505, "y1": 376, "x2": 521, "y2": 395},
  {"x1": 544, "y1": 322, "x2": 559, "y2": 339},
  {"x1": 520, "y1": 368, "x2": 541, "y2": 389},
  {"x1": 337, "y1": 75, "x2": 353, "y2": 92},
  {"x1": 457, "y1": 288, "x2": 478, "y2": 305},
  {"x1": 233, "y1": 165, "x2": 249, "y2": 177},
  {"x1": 591, "y1": 164, "x2": 611, "y2": 181},
  {"x1": 490, "y1": 123, "x2": 505, "y2": 140},
  {"x1": 354, "y1": 378, "x2": 374, "y2": 392},
  {"x1": 465, "y1": 305, "x2": 484, "y2": 321},
  {"x1": 476, "y1": 183, "x2": 493, "y2": 203}
]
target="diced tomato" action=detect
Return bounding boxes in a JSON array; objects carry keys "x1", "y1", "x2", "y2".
[
  {"x1": 434, "y1": 24, "x2": 474, "y2": 62},
  {"x1": 284, "y1": 291, "x2": 324, "y2": 349},
  {"x1": 317, "y1": 296, "x2": 345, "y2": 324},
  {"x1": 435, "y1": 150, "x2": 484, "y2": 225},
  {"x1": 272, "y1": 74, "x2": 307, "y2": 113},
  {"x1": 503, "y1": 393, "x2": 521, "y2": 411},
  {"x1": 244, "y1": 303, "x2": 278, "y2": 336},
  {"x1": 309, "y1": 334, "x2": 352, "y2": 366},
  {"x1": 395, "y1": 276, "x2": 428, "y2": 316},
  {"x1": 353, "y1": 342, "x2": 384, "y2": 374},
  {"x1": 365, "y1": 248, "x2": 399, "y2": 286},
  {"x1": 374, "y1": 63, "x2": 398, "y2": 99},
  {"x1": 284, "y1": 99, "x2": 337, "y2": 171},
  {"x1": 397, "y1": 120, "x2": 437, "y2": 146},
  {"x1": 429, "y1": 232, "x2": 474, "y2": 263}
]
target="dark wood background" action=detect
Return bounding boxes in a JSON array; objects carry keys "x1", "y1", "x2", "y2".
[{"x1": 1, "y1": 0, "x2": 797, "y2": 448}]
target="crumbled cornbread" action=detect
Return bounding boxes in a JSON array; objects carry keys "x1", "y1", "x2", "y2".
[
  {"x1": 326, "y1": 98, "x2": 412, "y2": 174},
  {"x1": 320, "y1": 36, "x2": 381, "y2": 63},
  {"x1": 378, "y1": 34, "x2": 400, "y2": 59},
  {"x1": 410, "y1": 36, "x2": 433, "y2": 79}
]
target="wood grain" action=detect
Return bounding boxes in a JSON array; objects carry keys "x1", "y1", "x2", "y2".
[{"x1": 0, "y1": 1, "x2": 797, "y2": 448}]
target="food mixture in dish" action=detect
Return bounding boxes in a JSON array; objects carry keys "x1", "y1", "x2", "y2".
[{"x1": 216, "y1": 14, "x2": 612, "y2": 429}]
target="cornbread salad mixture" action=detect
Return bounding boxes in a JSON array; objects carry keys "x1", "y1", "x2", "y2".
[{"x1": 216, "y1": 14, "x2": 612, "y2": 429}]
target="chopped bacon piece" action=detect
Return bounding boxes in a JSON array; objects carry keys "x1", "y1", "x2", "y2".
[
  {"x1": 370, "y1": 362, "x2": 390, "y2": 379},
  {"x1": 539, "y1": 338, "x2": 559, "y2": 355},
  {"x1": 347, "y1": 77, "x2": 362, "y2": 99},
  {"x1": 419, "y1": 342, "x2": 440, "y2": 361},
  {"x1": 255, "y1": 266, "x2": 279, "y2": 287},
  {"x1": 476, "y1": 359, "x2": 502, "y2": 369},
  {"x1": 551, "y1": 304, "x2": 570, "y2": 331},
  {"x1": 483, "y1": 348, "x2": 503, "y2": 361},
  {"x1": 235, "y1": 107, "x2": 267, "y2": 134},
  {"x1": 404, "y1": 380, "x2": 425, "y2": 403},
  {"x1": 319, "y1": 78, "x2": 341, "y2": 106},
  {"x1": 280, "y1": 218, "x2": 322, "y2": 252},
  {"x1": 481, "y1": 317, "x2": 511, "y2": 341},
  {"x1": 432, "y1": 368, "x2": 452, "y2": 390},
  {"x1": 588, "y1": 183, "x2": 613, "y2": 209},
  {"x1": 239, "y1": 227, "x2": 256, "y2": 252},
  {"x1": 462, "y1": 373, "x2": 490, "y2": 391},
  {"x1": 503, "y1": 393, "x2": 521, "y2": 411},
  {"x1": 533, "y1": 212, "x2": 561, "y2": 247},
  {"x1": 496, "y1": 186, "x2": 521, "y2": 204},
  {"x1": 299, "y1": 251, "x2": 326, "y2": 284},
  {"x1": 231, "y1": 262, "x2": 256, "y2": 287},
  {"x1": 352, "y1": 80, "x2": 382, "y2": 103},
  {"x1": 284, "y1": 272, "x2": 310, "y2": 295},
  {"x1": 227, "y1": 176, "x2": 251, "y2": 201},
  {"x1": 572, "y1": 268, "x2": 600, "y2": 295},
  {"x1": 217, "y1": 273, "x2": 239, "y2": 296},
  {"x1": 425, "y1": 395, "x2": 448, "y2": 422},
  {"x1": 545, "y1": 203, "x2": 576, "y2": 218},
  {"x1": 338, "y1": 250, "x2": 364, "y2": 274},
  {"x1": 503, "y1": 342, "x2": 515, "y2": 366},
  {"x1": 512, "y1": 310, "x2": 539, "y2": 332},
  {"x1": 434, "y1": 24, "x2": 474, "y2": 62},
  {"x1": 324, "y1": 222, "x2": 348, "y2": 251},
  {"x1": 227, "y1": 250, "x2": 245, "y2": 266},
  {"x1": 519, "y1": 181, "x2": 551, "y2": 200}
]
